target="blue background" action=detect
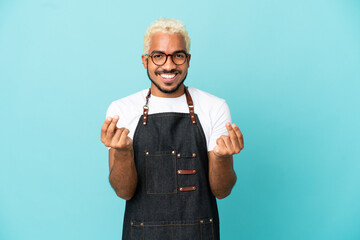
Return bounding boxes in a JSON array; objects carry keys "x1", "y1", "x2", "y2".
[{"x1": 1, "y1": 0, "x2": 359, "y2": 239}]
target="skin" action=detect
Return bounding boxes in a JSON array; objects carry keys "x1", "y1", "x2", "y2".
[
  {"x1": 209, "y1": 123, "x2": 244, "y2": 198},
  {"x1": 141, "y1": 32, "x2": 191, "y2": 98},
  {"x1": 100, "y1": 32, "x2": 244, "y2": 200},
  {"x1": 101, "y1": 115, "x2": 137, "y2": 200}
]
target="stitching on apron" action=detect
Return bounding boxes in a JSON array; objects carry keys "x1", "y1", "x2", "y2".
[{"x1": 132, "y1": 223, "x2": 207, "y2": 227}]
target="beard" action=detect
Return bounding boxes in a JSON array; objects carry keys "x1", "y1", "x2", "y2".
[{"x1": 146, "y1": 66, "x2": 188, "y2": 94}]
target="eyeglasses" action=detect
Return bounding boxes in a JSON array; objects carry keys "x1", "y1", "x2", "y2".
[{"x1": 145, "y1": 51, "x2": 188, "y2": 66}]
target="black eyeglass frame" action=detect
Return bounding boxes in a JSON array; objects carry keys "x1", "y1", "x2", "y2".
[{"x1": 145, "y1": 50, "x2": 189, "y2": 66}]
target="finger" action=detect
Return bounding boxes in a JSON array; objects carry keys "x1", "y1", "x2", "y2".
[
  {"x1": 226, "y1": 122, "x2": 239, "y2": 150},
  {"x1": 100, "y1": 117, "x2": 113, "y2": 141},
  {"x1": 112, "y1": 128, "x2": 124, "y2": 146},
  {"x1": 232, "y1": 123, "x2": 244, "y2": 150},
  {"x1": 106, "y1": 115, "x2": 120, "y2": 138},
  {"x1": 216, "y1": 137, "x2": 226, "y2": 148},
  {"x1": 126, "y1": 136, "x2": 133, "y2": 146},
  {"x1": 118, "y1": 128, "x2": 130, "y2": 146},
  {"x1": 215, "y1": 138, "x2": 227, "y2": 155},
  {"x1": 221, "y1": 135, "x2": 232, "y2": 152}
]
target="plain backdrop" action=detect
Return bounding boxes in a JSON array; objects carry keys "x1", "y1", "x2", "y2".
[{"x1": 1, "y1": 0, "x2": 359, "y2": 239}]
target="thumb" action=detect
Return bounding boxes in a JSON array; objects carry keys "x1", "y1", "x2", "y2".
[{"x1": 126, "y1": 135, "x2": 133, "y2": 145}]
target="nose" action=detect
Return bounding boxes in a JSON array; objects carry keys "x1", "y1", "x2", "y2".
[{"x1": 162, "y1": 55, "x2": 177, "y2": 71}]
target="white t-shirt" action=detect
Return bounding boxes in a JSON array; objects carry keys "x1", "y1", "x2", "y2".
[{"x1": 106, "y1": 87, "x2": 231, "y2": 152}]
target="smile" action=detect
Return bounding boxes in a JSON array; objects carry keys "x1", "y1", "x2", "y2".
[
  {"x1": 160, "y1": 73, "x2": 177, "y2": 79},
  {"x1": 159, "y1": 73, "x2": 178, "y2": 82}
]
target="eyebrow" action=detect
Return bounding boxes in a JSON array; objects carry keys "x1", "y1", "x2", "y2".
[{"x1": 150, "y1": 50, "x2": 187, "y2": 55}]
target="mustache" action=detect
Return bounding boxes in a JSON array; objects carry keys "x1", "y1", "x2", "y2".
[{"x1": 155, "y1": 69, "x2": 181, "y2": 75}]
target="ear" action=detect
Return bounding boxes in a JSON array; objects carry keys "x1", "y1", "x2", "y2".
[
  {"x1": 141, "y1": 55, "x2": 148, "y2": 69},
  {"x1": 187, "y1": 54, "x2": 191, "y2": 67}
]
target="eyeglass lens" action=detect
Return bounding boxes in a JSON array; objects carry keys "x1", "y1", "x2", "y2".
[{"x1": 151, "y1": 52, "x2": 187, "y2": 66}]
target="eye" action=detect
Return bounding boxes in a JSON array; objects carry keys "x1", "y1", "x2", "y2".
[
  {"x1": 174, "y1": 53, "x2": 185, "y2": 59},
  {"x1": 153, "y1": 54, "x2": 164, "y2": 59}
]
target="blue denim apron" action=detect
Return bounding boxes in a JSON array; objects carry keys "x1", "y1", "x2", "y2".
[{"x1": 122, "y1": 87, "x2": 220, "y2": 240}]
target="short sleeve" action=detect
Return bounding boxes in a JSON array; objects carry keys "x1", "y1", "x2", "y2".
[
  {"x1": 106, "y1": 102, "x2": 127, "y2": 129},
  {"x1": 208, "y1": 101, "x2": 232, "y2": 151},
  {"x1": 106, "y1": 102, "x2": 117, "y2": 118}
]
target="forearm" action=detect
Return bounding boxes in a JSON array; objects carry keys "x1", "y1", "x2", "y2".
[
  {"x1": 109, "y1": 149, "x2": 138, "y2": 200},
  {"x1": 208, "y1": 152, "x2": 237, "y2": 199}
]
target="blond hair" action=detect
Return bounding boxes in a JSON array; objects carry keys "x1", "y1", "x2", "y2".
[{"x1": 143, "y1": 18, "x2": 191, "y2": 54}]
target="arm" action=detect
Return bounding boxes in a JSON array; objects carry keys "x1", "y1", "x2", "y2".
[
  {"x1": 208, "y1": 152, "x2": 236, "y2": 199},
  {"x1": 208, "y1": 123, "x2": 244, "y2": 199},
  {"x1": 101, "y1": 116, "x2": 138, "y2": 200},
  {"x1": 108, "y1": 148, "x2": 137, "y2": 200}
]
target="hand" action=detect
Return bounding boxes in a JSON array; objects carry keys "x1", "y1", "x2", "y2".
[
  {"x1": 213, "y1": 123, "x2": 244, "y2": 158},
  {"x1": 100, "y1": 115, "x2": 133, "y2": 152}
]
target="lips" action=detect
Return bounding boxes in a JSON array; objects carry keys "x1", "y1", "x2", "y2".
[
  {"x1": 159, "y1": 73, "x2": 177, "y2": 83},
  {"x1": 156, "y1": 71, "x2": 180, "y2": 84},
  {"x1": 160, "y1": 73, "x2": 176, "y2": 79}
]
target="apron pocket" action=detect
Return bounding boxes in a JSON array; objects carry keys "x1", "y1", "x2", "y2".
[
  {"x1": 145, "y1": 151, "x2": 177, "y2": 194},
  {"x1": 130, "y1": 222, "x2": 144, "y2": 240},
  {"x1": 200, "y1": 218, "x2": 215, "y2": 240},
  {"x1": 130, "y1": 219, "x2": 214, "y2": 240}
]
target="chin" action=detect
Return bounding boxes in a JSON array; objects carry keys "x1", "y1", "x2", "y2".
[
  {"x1": 147, "y1": 70, "x2": 188, "y2": 95},
  {"x1": 160, "y1": 84, "x2": 181, "y2": 94},
  {"x1": 152, "y1": 79, "x2": 185, "y2": 94}
]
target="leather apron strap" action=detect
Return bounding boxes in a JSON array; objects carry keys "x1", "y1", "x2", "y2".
[{"x1": 142, "y1": 86, "x2": 196, "y2": 125}]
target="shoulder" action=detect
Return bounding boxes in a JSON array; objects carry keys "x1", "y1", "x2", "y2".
[
  {"x1": 187, "y1": 86, "x2": 231, "y2": 125},
  {"x1": 110, "y1": 89, "x2": 148, "y2": 109},
  {"x1": 187, "y1": 87, "x2": 227, "y2": 109},
  {"x1": 106, "y1": 89, "x2": 148, "y2": 118}
]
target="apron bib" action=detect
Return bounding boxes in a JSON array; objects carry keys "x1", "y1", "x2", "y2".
[{"x1": 122, "y1": 87, "x2": 220, "y2": 240}]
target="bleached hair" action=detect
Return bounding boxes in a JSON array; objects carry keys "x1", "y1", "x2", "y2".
[{"x1": 143, "y1": 18, "x2": 191, "y2": 54}]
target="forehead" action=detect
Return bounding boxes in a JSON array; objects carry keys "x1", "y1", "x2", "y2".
[{"x1": 149, "y1": 32, "x2": 186, "y2": 53}]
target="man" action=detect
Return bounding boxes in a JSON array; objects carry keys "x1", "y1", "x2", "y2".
[{"x1": 101, "y1": 18, "x2": 244, "y2": 240}]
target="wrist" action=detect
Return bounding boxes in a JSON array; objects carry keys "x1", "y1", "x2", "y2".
[
  {"x1": 114, "y1": 148, "x2": 133, "y2": 159},
  {"x1": 213, "y1": 154, "x2": 233, "y2": 165},
  {"x1": 213, "y1": 152, "x2": 231, "y2": 160}
]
